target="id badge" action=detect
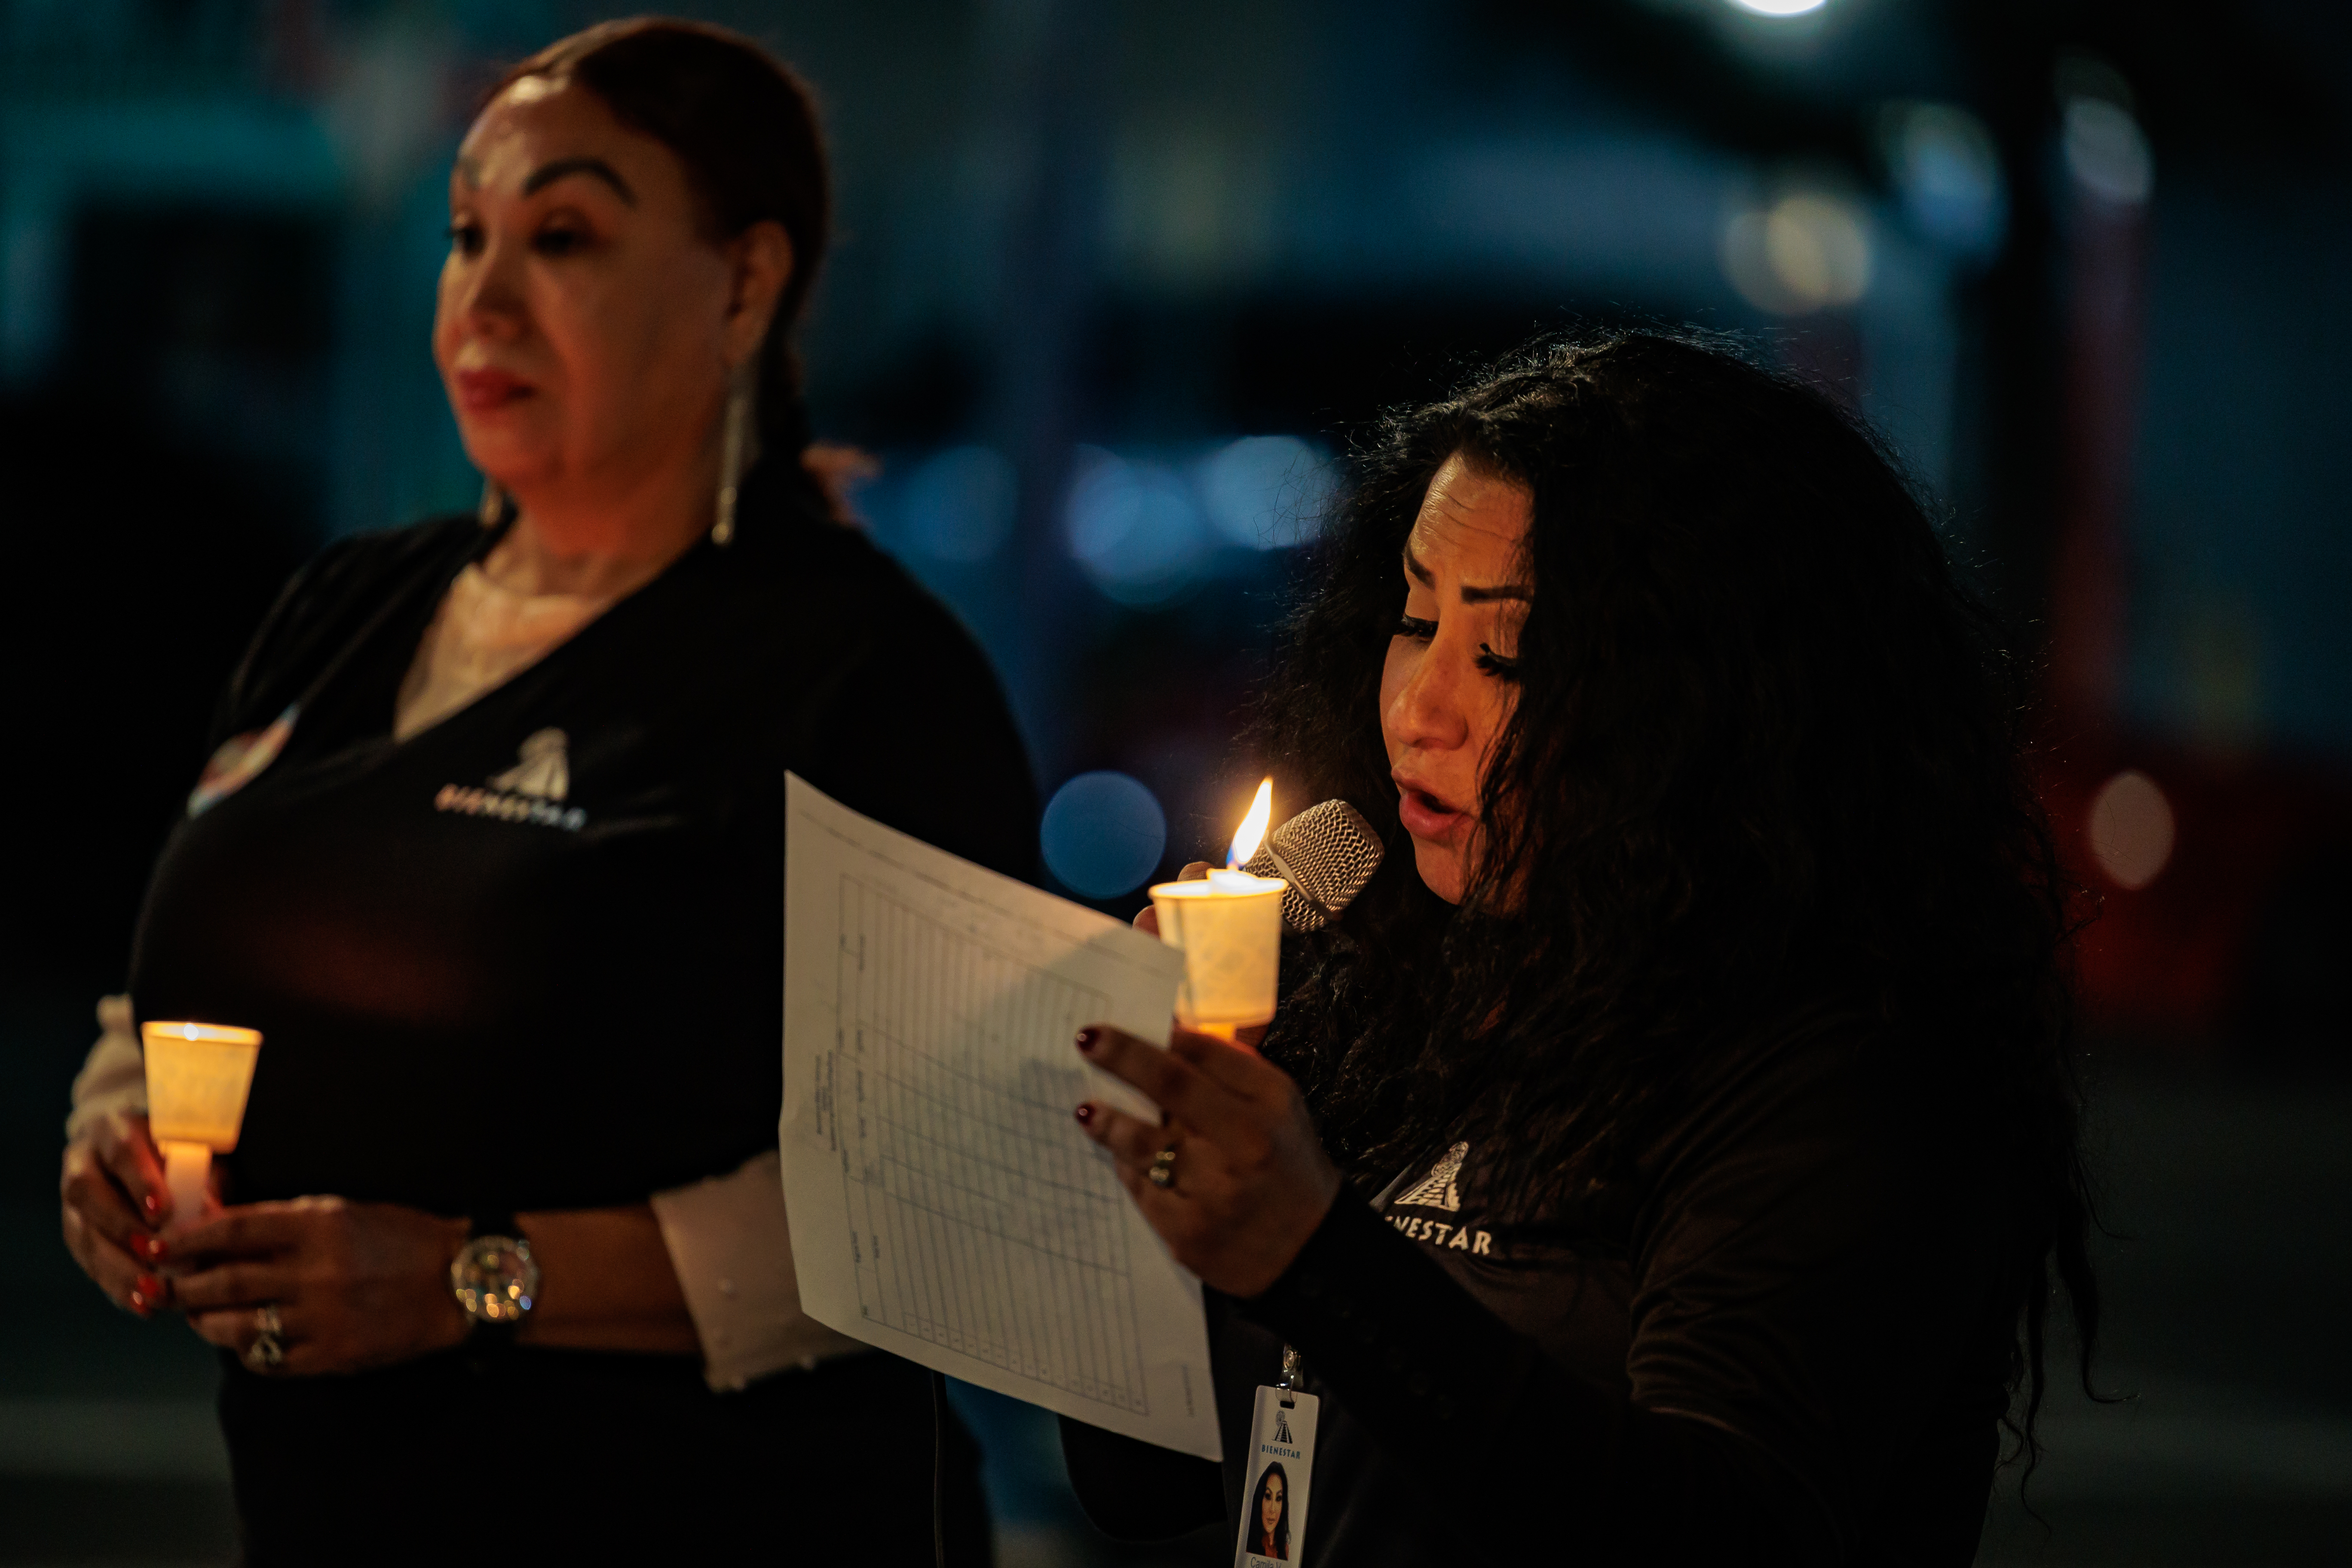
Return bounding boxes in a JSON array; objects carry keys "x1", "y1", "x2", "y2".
[{"x1": 1235, "y1": 1381, "x2": 1318, "y2": 1565}]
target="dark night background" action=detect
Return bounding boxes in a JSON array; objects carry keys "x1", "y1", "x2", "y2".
[{"x1": 1, "y1": 1, "x2": 2348, "y2": 1561}]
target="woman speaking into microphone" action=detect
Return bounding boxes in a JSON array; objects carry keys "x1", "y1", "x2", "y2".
[
  {"x1": 1062, "y1": 332, "x2": 2097, "y2": 1563},
  {"x1": 57, "y1": 18, "x2": 1026, "y2": 1562}
]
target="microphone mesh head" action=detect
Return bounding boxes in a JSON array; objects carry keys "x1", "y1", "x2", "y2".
[{"x1": 1242, "y1": 799, "x2": 1386, "y2": 931}]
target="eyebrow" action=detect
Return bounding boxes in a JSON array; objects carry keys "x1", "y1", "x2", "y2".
[
  {"x1": 1403, "y1": 546, "x2": 1533, "y2": 603},
  {"x1": 521, "y1": 156, "x2": 636, "y2": 204}
]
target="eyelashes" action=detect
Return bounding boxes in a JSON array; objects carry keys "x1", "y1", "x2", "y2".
[
  {"x1": 1475, "y1": 643, "x2": 1521, "y2": 680},
  {"x1": 1392, "y1": 615, "x2": 1521, "y2": 681},
  {"x1": 441, "y1": 220, "x2": 591, "y2": 259}
]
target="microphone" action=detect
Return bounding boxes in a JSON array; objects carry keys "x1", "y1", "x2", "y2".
[{"x1": 1241, "y1": 799, "x2": 1386, "y2": 931}]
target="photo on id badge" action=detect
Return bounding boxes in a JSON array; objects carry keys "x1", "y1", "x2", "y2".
[{"x1": 1237, "y1": 1382, "x2": 1317, "y2": 1565}]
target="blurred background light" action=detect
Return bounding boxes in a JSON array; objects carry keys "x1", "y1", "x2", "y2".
[
  {"x1": 1880, "y1": 101, "x2": 2007, "y2": 260},
  {"x1": 1039, "y1": 771, "x2": 1168, "y2": 899},
  {"x1": 2089, "y1": 768, "x2": 2177, "y2": 891},
  {"x1": 1720, "y1": 190, "x2": 1873, "y2": 314},
  {"x1": 1197, "y1": 435, "x2": 1336, "y2": 551},
  {"x1": 2063, "y1": 96, "x2": 2155, "y2": 207},
  {"x1": 1726, "y1": 0, "x2": 1828, "y2": 16},
  {"x1": 901, "y1": 445, "x2": 1017, "y2": 563},
  {"x1": 1064, "y1": 447, "x2": 1212, "y2": 605}
]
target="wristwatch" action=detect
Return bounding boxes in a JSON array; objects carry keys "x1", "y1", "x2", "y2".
[{"x1": 449, "y1": 1213, "x2": 539, "y2": 1340}]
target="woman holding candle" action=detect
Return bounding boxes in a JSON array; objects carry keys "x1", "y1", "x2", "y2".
[
  {"x1": 1062, "y1": 331, "x2": 2097, "y2": 1563},
  {"x1": 57, "y1": 18, "x2": 1025, "y2": 1563}
]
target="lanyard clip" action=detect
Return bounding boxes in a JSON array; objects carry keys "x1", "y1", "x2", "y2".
[{"x1": 1277, "y1": 1344, "x2": 1303, "y2": 1403}]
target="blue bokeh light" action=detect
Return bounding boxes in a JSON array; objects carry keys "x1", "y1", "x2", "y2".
[
  {"x1": 1883, "y1": 102, "x2": 2007, "y2": 260},
  {"x1": 1040, "y1": 771, "x2": 1169, "y2": 899},
  {"x1": 1199, "y1": 435, "x2": 1337, "y2": 550},
  {"x1": 1064, "y1": 448, "x2": 1211, "y2": 605},
  {"x1": 904, "y1": 445, "x2": 1017, "y2": 562}
]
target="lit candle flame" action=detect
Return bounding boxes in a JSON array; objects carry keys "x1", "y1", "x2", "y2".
[{"x1": 1227, "y1": 778, "x2": 1274, "y2": 869}]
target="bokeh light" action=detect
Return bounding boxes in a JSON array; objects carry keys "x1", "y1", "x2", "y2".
[
  {"x1": 2062, "y1": 97, "x2": 2154, "y2": 207},
  {"x1": 902, "y1": 445, "x2": 1017, "y2": 563},
  {"x1": 1881, "y1": 101, "x2": 2006, "y2": 259},
  {"x1": 1198, "y1": 435, "x2": 1337, "y2": 551},
  {"x1": 1727, "y1": 0, "x2": 1828, "y2": 15},
  {"x1": 2089, "y1": 769, "x2": 2177, "y2": 891},
  {"x1": 1040, "y1": 771, "x2": 1169, "y2": 898},
  {"x1": 1064, "y1": 448, "x2": 1212, "y2": 605},
  {"x1": 1721, "y1": 190, "x2": 1873, "y2": 315}
]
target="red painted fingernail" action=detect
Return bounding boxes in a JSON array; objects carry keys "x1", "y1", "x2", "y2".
[
  {"x1": 134, "y1": 1234, "x2": 167, "y2": 1262},
  {"x1": 141, "y1": 1191, "x2": 161, "y2": 1216},
  {"x1": 1073, "y1": 1103, "x2": 1093, "y2": 1124},
  {"x1": 128, "y1": 1288, "x2": 151, "y2": 1316},
  {"x1": 1075, "y1": 1027, "x2": 1100, "y2": 1053}
]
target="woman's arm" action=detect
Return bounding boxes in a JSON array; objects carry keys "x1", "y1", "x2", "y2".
[
  {"x1": 1069, "y1": 1029, "x2": 1812, "y2": 1556},
  {"x1": 1240, "y1": 1197, "x2": 1829, "y2": 1561},
  {"x1": 161, "y1": 1197, "x2": 700, "y2": 1373},
  {"x1": 62, "y1": 996, "x2": 702, "y2": 1366},
  {"x1": 1073, "y1": 1022, "x2": 1991, "y2": 1562},
  {"x1": 513, "y1": 1204, "x2": 700, "y2": 1354}
]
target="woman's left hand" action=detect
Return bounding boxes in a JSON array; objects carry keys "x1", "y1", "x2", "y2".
[
  {"x1": 166, "y1": 1197, "x2": 472, "y2": 1375},
  {"x1": 1075, "y1": 1023, "x2": 1342, "y2": 1298}
]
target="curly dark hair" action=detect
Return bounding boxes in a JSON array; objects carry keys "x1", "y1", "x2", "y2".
[{"x1": 1253, "y1": 327, "x2": 2098, "y2": 1464}]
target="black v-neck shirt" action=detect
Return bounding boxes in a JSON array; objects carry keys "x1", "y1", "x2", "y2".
[{"x1": 128, "y1": 484, "x2": 1037, "y2": 1217}]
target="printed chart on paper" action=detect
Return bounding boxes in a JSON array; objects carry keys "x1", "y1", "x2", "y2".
[
  {"x1": 780, "y1": 774, "x2": 1219, "y2": 1459},
  {"x1": 834, "y1": 876, "x2": 1151, "y2": 1411}
]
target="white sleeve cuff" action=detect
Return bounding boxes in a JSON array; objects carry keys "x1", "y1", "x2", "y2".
[
  {"x1": 66, "y1": 994, "x2": 146, "y2": 1143},
  {"x1": 650, "y1": 1148, "x2": 867, "y2": 1392}
]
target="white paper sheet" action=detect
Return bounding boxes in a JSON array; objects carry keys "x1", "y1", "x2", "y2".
[{"x1": 780, "y1": 773, "x2": 1220, "y2": 1460}]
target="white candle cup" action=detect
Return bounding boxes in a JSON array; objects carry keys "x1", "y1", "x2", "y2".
[
  {"x1": 1149, "y1": 870, "x2": 1286, "y2": 1036},
  {"x1": 141, "y1": 1021, "x2": 263, "y2": 1229}
]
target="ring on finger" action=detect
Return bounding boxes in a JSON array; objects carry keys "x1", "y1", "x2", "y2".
[
  {"x1": 245, "y1": 1303, "x2": 286, "y2": 1373},
  {"x1": 1146, "y1": 1143, "x2": 1178, "y2": 1190}
]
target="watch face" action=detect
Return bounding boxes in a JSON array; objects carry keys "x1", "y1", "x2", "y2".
[{"x1": 451, "y1": 1235, "x2": 540, "y2": 1324}]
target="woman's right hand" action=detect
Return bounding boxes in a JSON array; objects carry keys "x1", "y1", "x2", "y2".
[{"x1": 59, "y1": 1110, "x2": 173, "y2": 1317}]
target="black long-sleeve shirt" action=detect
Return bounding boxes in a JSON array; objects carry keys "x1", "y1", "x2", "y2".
[{"x1": 1062, "y1": 1008, "x2": 2015, "y2": 1564}]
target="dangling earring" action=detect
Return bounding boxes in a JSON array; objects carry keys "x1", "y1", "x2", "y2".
[
  {"x1": 713, "y1": 364, "x2": 754, "y2": 547},
  {"x1": 478, "y1": 476, "x2": 505, "y2": 527}
]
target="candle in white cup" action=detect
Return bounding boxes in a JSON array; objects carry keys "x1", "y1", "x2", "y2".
[
  {"x1": 1150, "y1": 780, "x2": 1286, "y2": 1038},
  {"x1": 140, "y1": 1021, "x2": 263, "y2": 1230}
]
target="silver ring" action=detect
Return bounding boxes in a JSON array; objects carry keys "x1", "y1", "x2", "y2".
[
  {"x1": 1147, "y1": 1144, "x2": 1177, "y2": 1190},
  {"x1": 245, "y1": 1304, "x2": 286, "y2": 1372}
]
